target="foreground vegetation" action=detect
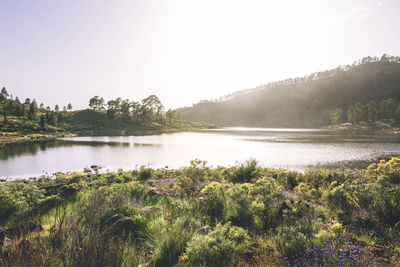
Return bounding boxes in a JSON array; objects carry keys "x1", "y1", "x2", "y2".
[{"x1": 1, "y1": 156, "x2": 400, "y2": 266}]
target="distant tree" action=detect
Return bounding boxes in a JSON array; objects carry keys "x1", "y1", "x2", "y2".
[
  {"x1": 119, "y1": 99, "x2": 131, "y2": 121},
  {"x1": 107, "y1": 98, "x2": 121, "y2": 119},
  {"x1": 347, "y1": 106, "x2": 354, "y2": 123},
  {"x1": 55, "y1": 104, "x2": 59, "y2": 111},
  {"x1": 24, "y1": 98, "x2": 31, "y2": 105},
  {"x1": 57, "y1": 112, "x2": 63, "y2": 123},
  {"x1": 89, "y1": 96, "x2": 105, "y2": 111},
  {"x1": 329, "y1": 108, "x2": 343, "y2": 125},
  {"x1": 39, "y1": 114, "x2": 47, "y2": 128},
  {"x1": 15, "y1": 96, "x2": 20, "y2": 103},
  {"x1": 380, "y1": 98, "x2": 395, "y2": 119},
  {"x1": 47, "y1": 112, "x2": 57, "y2": 126},
  {"x1": 396, "y1": 106, "x2": 400, "y2": 124},
  {"x1": 40, "y1": 103, "x2": 44, "y2": 109},
  {"x1": 17, "y1": 103, "x2": 25, "y2": 117},
  {"x1": 2, "y1": 109, "x2": 7, "y2": 124},
  {"x1": 28, "y1": 101, "x2": 37, "y2": 120},
  {"x1": 7, "y1": 100, "x2": 14, "y2": 115},
  {"x1": 130, "y1": 101, "x2": 142, "y2": 121},
  {"x1": 141, "y1": 95, "x2": 163, "y2": 122},
  {"x1": 63, "y1": 106, "x2": 67, "y2": 112},
  {"x1": 367, "y1": 101, "x2": 379, "y2": 121},
  {"x1": 46, "y1": 106, "x2": 51, "y2": 111},
  {"x1": 31, "y1": 99, "x2": 38, "y2": 108},
  {"x1": 67, "y1": 103, "x2": 73, "y2": 111},
  {"x1": 0, "y1": 88, "x2": 8, "y2": 123},
  {"x1": 0, "y1": 87, "x2": 8, "y2": 100},
  {"x1": 166, "y1": 109, "x2": 176, "y2": 126},
  {"x1": 380, "y1": 54, "x2": 389, "y2": 62}
]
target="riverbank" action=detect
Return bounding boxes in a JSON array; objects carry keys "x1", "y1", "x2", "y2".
[
  {"x1": 0, "y1": 158, "x2": 399, "y2": 266},
  {"x1": 0, "y1": 132, "x2": 65, "y2": 146},
  {"x1": 323, "y1": 120, "x2": 400, "y2": 134},
  {"x1": 0, "y1": 121, "x2": 216, "y2": 146}
]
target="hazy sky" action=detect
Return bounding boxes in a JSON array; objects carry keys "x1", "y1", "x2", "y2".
[{"x1": 1, "y1": 0, "x2": 399, "y2": 110}]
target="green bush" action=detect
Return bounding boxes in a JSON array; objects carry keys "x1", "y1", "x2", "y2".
[
  {"x1": 275, "y1": 225, "x2": 310, "y2": 259},
  {"x1": 178, "y1": 223, "x2": 251, "y2": 266},
  {"x1": 371, "y1": 183, "x2": 400, "y2": 226},
  {"x1": 199, "y1": 182, "x2": 228, "y2": 225},
  {"x1": 183, "y1": 159, "x2": 210, "y2": 181},
  {"x1": 0, "y1": 181, "x2": 45, "y2": 226},
  {"x1": 153, "y1": 217, "x2": 194, "y2": 267},
  {"x1": 138, "y1": 167, "x2": 154, "y2": 180},
  {"x1": 367, "y1": 157, "x2": 400, "y2": 184},
  {"x1": 277, "y1": 170, "x2": 299, "y2": 190},
  {"x1": 100, "y1": 204, "x2": 148, "y2": 240},
  {"x1": 225, "y1": 184, "x2": 255, "y2": 229},
  {"x1": 230, "y1": 159, "x2": 261, "y2": 183}
]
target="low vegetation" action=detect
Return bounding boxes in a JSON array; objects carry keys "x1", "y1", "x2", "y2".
[{"x1": 1, "y1": 156, "x2": 400, "y2": 266}]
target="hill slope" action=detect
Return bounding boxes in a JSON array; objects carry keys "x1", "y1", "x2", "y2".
[{"x1": 178, "y1": 55, "x2": 400, "y2": 127}]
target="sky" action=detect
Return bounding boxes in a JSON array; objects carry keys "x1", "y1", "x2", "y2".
[{"x1": 0, "y1": 0, "x2": 399, "y2": 110}]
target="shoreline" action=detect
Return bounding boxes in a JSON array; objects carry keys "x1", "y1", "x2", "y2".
[
  {"x1": 2, "y1": 153, "x2": 395, "y2": 181},
  {"x1": 2, "y1": 121, "x2": 397, "y2": 147},
  {"x1": 0, "y1": 134, "x2": 60, "y2": 146},
  {"x1": 323, "y1": 121, "x2": 400, "y2": 134},
  {"x1": 0, "y1": 126, "x2": 217, "y2": 147}
]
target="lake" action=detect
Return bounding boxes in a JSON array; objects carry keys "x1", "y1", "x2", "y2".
[{"x1": 1, "y1": 127, "x2": 400, "y2": 178}]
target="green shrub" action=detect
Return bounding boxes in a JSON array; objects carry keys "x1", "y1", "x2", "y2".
[
  {"x1": 37, "y1": 195, "x2": 61, "y2": 214},
  {"x1": 274, "y1": 198, "x2": 321, "y2": 258},
  {"x1": 178, "y1": 223, "x2": 251, "y2": 266},
  {"x1": 176, "y1": 175, "x2": 199, "y2": 197},
  {"x1": 199, "y1": 182, "x2": 228, "y2": 225},
  {"x1": 225, "y1": 184, "x2": 255, "y2": 229},
  {"x1": 277, "y1": 170, "x2": 299, "y2": 190},
  {"x1": 100, "y1": 204, "x2": 148, "y2": 240},
  {"x1": 230, "y1": 159, "x2": 261, "y2": 183},
  {"x1": 138, "y1": 167, "x2": 154, "y2": 180},
  {"x1": 371, "y1": 183, "x2": 400, "y2": 226},
  {"x1": 60, "y1": 183, "x2": 82, "y2": 200},
  {"x1": 275, "y1": 225, "x2": 310, "y2": 259},
  {"x1": 183, "y1": 159, "x2": 210, "y2": 181},
  {"x1": 0, "y1": 189, "x2": 18, "y2": 226},
  {"x1": 0, "y1": 181, "x2": 45, "y2": 226},
  {"x1": 153, "y1": 217, "x2": 194, "y2": 267},
  {"x1": 367, "y1": 157, "x2": 400, "y2": 184}
]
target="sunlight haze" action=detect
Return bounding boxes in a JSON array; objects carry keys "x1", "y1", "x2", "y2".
[{"x1": 1, "y1": 0, "x2": 399, "y2": 109}]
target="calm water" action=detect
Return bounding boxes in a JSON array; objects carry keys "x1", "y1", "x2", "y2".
[{"x1": 1, "y1": 127, "x2": 400, "y2": 178}]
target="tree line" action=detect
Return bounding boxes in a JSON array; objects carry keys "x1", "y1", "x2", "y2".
[
  {"x1": 329, "y1": 98, "x2": 400, "y2": 124},
  {"x1": 0, "y1": 87, "x2": 73, "y2": 129},
  {"x1": 179, "y1": 55, "x2": 400, "y2": 127},
  {"x1": 0, "y1": 86, "x2": 182, "y2": 134},
  {"x1": 88, "y1": 94, "x2": 178, "y2": 125}
]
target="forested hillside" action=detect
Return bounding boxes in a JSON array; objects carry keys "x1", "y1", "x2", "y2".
[
  {"x1": 178, "y1": 55, "x2": 400, "y2": 127},
  {"x1": 0, "y1": 89, "x2": 213, "y2": 142}
]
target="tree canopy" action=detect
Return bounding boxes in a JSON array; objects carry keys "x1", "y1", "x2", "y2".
[{"x1": 178, "y1": 55, "x2": 400, "y2": 127}]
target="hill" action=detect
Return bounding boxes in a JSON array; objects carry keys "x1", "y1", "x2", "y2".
[
  {"x1": 0, "y1": 90, "x2": 214, "y2": 145},
  {"x1": 178, "y1": 55, "x2": 400, "y2": 127}
]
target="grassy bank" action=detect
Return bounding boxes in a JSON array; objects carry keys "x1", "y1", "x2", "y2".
[
  {"x1": 0, "y1": 132, "x2": 69, "y2": 146},
  {"x1": 1, "y1": 157, "x2": 400, "y2": 266},
  {"x1": 324, "y1": 120, "x2": 400, "y2": 134},
  {"x1": 0, "y1": 109, "x2": 216, "y2": 146}
]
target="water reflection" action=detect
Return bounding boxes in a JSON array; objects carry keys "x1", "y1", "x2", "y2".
[
  {"x1": 0, "y1": 140, "x2": 132, "y2": 161},
  {"x1": 1, "y1": 128, "x2": 400, "y2": 178}
]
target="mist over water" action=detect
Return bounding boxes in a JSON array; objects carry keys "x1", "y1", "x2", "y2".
[{"x1": 1, "y1": 127, "x2": 400, "y2": 178}]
